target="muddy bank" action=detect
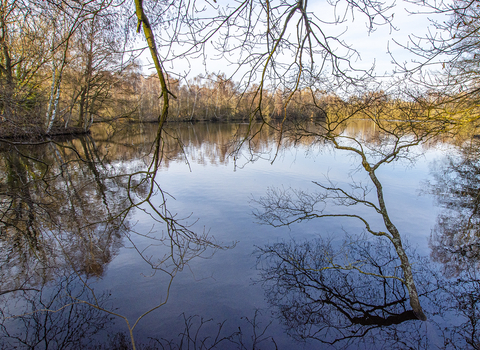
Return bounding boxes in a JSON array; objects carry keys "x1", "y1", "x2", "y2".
[{"x1": 0, "y1": 124, "x2": 89, "y2": 141}]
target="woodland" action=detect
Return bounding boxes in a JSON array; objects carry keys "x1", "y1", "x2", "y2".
[{"x1": 0, "y1": 0, "x2": 479, "y2": 138}]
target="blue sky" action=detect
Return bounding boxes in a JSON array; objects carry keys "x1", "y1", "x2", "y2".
[{"x1": 141, "y1": 0, "x2": 447, "y2": 85}]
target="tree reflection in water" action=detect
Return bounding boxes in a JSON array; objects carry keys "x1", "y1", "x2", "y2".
[
  {"x1": 256, "y1": 236, "x2": 428, "y2": 348},
  {"x1": 3, "y1": 120, "x2": 480, "y2": 349},
  {"x1": 256, "y1": 235, "x2": 480, "y2": 349},
  {"x1": 428, "y1": 138, "x2": 480, "y2": 278},
  {"x1": 0, "y1": 274, "x2": 110, "y2": 349},
  {"x1": 0, "y1": 125, "x2": 227, "y2": 349}
]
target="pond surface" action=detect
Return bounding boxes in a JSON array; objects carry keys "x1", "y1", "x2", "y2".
[{"x1": 0, "y1": 120, "x2": 479, "y2": 349}]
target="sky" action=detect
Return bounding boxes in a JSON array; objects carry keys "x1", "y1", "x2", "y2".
[
  {"x1": 141, "y1": 0, "x2": 448, "y2": 85},
  {"x1": 338, "y1": 0, "x2": 445, "y2": 75}
]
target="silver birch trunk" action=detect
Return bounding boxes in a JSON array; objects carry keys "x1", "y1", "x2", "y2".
[{"x1": 46, "y1": 42, "x2": 68, "y2": 134}]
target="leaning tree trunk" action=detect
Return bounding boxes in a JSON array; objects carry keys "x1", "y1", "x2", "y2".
[
  {"x1": 367, "y1": 163, "x2": 427, "y2": 321},
  {"x1": 330, "y1": 135, "x2": 428, "y2": 321}
]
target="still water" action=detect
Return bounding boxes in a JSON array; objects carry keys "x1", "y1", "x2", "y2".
[{"x1": 0, "y1": 120, "x2": 478, "y2": 349}]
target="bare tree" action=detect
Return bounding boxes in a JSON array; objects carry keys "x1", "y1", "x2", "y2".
[
  {"x1": 392, "y1": 0, "x2": 480, "y2": 127},
  {"x1": 252, "y1": 101, "x2": 450, "y2": 321}
]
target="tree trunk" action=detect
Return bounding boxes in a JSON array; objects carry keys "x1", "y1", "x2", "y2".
[
  {"x1": 0, "y1": 10, "x2": 14, "y2": 120},
  {"x1": 46, "y1": 40, "x2": 68, "y2": 134},
  {"x1": 368, "y1": 168, "x2": 427, "y2": 321}
]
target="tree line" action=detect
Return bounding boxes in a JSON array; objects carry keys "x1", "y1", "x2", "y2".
[{"x1": 0, "y1": 0, "x2": 479, "y2": 138}]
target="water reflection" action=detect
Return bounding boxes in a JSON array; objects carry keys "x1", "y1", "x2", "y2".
[
  {"x1": 0, "y1": 120, "x2": 476, "y2": 349},
  {"x1": 256, "y1": 235, "x2": 480, "y2": 349},
  {"x1": 0, "y1": 127, "x2": 225, "y2": 349},
  {"x1": 247, "y1": 114, "x2": 480, "y2": 348},
  {"x1": 252, "y1": 114, "x2": 441, "y2": 320},
  {"x1": 428, "y1": 139, "x2": 480, "y2": 277},
  {"x1": 0, "y1": 274, "x2": 111, "y2": 349},
  {"x1": 0, "y1": 137, "x2": 129, "y2": 288},
  {"x1": 256, "y1": 236, "x2": 428, "y2": 348}
]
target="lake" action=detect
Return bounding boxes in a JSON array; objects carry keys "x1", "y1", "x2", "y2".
[{"x1": 1, "y1": 120, "x2": 478, "y2": 349}]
